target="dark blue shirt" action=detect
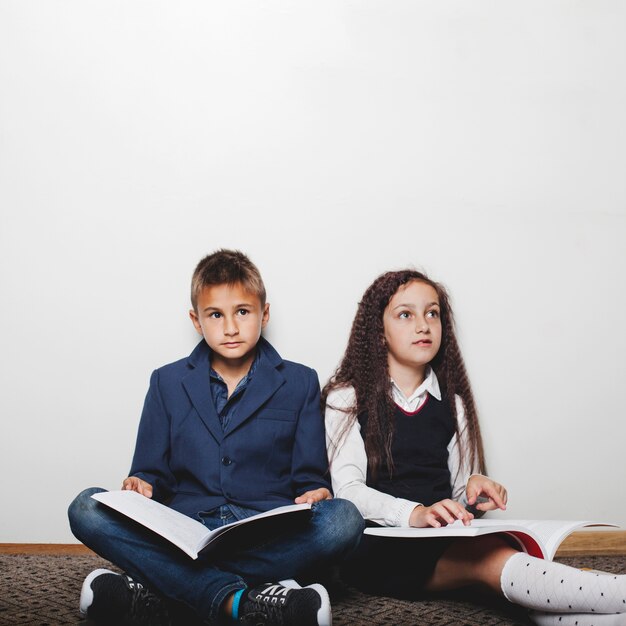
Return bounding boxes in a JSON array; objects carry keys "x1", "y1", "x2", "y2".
[{"x1": 209, "y1": 353, "x2": 259, "y2": 430}]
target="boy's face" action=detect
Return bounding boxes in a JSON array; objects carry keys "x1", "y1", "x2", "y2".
[{"x1": 189, "y1": 283, "x2": 269, "y2": 366}]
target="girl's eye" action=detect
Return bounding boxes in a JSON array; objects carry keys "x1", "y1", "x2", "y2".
[
  {"x1": 398, "y1": 311, "x2": 411, "y2": 319},
  {"x1": 426, "y1": 309, "x2": 440, "y2": 319}
]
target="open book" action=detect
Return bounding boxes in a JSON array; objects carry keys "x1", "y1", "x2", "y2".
[
  {"x1": 364, "y1": 519, "x2": 616, "y2": 560},
  {"x1": 92, "y1": 490, "x2": 312, "y2": 560}
]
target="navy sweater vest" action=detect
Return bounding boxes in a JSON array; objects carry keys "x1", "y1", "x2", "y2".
[{"x1": 359, "y1": 395, "x2": 456, "y2": 506}]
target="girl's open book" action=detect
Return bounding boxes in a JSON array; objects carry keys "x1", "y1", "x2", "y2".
[
  {"x1": 92, "y1": 491, "x2": 312, "y2": 560},
  {"x1": 364, "y1": 519, "x2": 616, "y2": 560}
]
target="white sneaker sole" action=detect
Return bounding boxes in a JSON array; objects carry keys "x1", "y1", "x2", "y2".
[
  {"x1": 278, "y1": 578, "x2": 332, "y2": 626},
  {"x1": 79, "y1": 568, "x2": 117, "y2": 616}
]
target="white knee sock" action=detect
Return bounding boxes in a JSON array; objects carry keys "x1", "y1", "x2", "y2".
[
  {"x1": 501, "y1": 552, "x2": 626, "y2": 614},
  {"x1": 529, "y1": 611, "x2": 626, "y2": 625}
]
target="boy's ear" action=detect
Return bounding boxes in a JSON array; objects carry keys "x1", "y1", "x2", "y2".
[
  {"x1": 189, "y1": 309, "x2": 203, "y2": 336},
  {"x1": 261, "y1": 303, "x2": 270, "y2": 329}
]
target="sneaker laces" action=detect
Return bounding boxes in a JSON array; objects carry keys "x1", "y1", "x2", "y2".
[
  {"x1": 239, "y1": 599, "x2": 286, "y2": 625},
  {"x1": 124, "y1": 576, "x2": 172, "y2": 626}
]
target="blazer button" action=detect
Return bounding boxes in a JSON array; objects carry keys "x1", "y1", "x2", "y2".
[{"x1": 221, "y1": 456, "x2": 232, "y2": 466}]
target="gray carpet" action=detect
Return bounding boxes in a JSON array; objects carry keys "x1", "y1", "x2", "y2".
[{"x1": 1, "y1": 554, "x2": 624, "y2": 625}]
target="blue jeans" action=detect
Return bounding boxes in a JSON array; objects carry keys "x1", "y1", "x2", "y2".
[{"x1": 68, "y1": 488, "x2": 364, "y2": 622}]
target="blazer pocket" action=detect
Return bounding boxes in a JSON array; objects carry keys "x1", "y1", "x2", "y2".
[{"x1": 257, "y1": 409, "x2": 296, "y2": 422}]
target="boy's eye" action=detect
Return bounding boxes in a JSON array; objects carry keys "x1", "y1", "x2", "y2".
[
  {"x1": 237, "y1": 309, "x2": 249, "y2": 316},
  {"x1": 209, "y1": 312, "x2": 222, "y2": 319}
]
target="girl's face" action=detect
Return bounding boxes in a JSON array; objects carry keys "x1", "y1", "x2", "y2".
[{"x1": 383, "y1": 280, "x2": 442, "y2": 376}]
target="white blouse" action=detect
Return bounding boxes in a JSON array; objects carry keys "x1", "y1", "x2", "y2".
[{"x1": 325, "y1": 368, "x2": 480, "y2": 527}]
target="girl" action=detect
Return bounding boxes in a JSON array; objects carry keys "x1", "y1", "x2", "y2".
[{"x1": 323, "y1": 269, "x2": 625, "y2": 626}]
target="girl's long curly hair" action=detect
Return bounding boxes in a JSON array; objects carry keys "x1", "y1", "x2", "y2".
[{"x1": 322, "y1": 269, "x2": 486, "y2": 481}]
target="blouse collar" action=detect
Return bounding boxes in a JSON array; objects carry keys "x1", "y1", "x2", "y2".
[{"x1": 390, "y1": 366, "x2": 441, "y2": 411}]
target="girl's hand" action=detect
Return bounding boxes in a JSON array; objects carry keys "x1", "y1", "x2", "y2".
[
  {"x1": 466, "y1": 475, "x2": 507, "y2": 512},
  {"x1": 295, "y1": 488, "x2": 332, "y2": 504},
  {"x1": 409, "y1": 499, "x2": 474, "y2": 528},
  {"x1": 122, "y1": 476, "x2": 153, "y2": 498}
]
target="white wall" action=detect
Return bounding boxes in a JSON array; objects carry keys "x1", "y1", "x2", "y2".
[{"x1": 1, "y1": 1, "x2": 625, "y2": 542}]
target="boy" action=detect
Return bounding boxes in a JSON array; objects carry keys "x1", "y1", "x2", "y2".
[{"x1": 68, "y1": 249, "x2": 364, "y2": 625}]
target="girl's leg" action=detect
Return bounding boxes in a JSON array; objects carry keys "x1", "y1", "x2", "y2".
[
  {"x1": 425, "y1": 536, "x2": 626, "y2": 617},
  {"x1": 424, "y1": 534, "x2": 515, "y2": 593},
  {"x1": 529, "y1": 612, "x2": 626, "y2": 626},
  {"x1": 501, "y1": 552, "x2": 626, "y2": 616},
  {"x1": 340, "y1": 535, "x2": 455, "y2": 598}
]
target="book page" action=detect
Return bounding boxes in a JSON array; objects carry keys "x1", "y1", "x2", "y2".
[
  {"x1": 497, "y1": 520, "x2": 614, "y2": 560},
  {"x1": 364, "y1": 522, "x2": 486, "y2": 539},
  {"x1": 92, "y1": 490, "x2": 210, "y2": 559},
  {"x1": 364, "y1": 519, "x2": 615, "y2": 560},
  {"x1": 92, "y1": 491, "x2": 313, "y2": 560},
  {"x1": 363, "y1": 520, "x2": 545, "y2": 555}
]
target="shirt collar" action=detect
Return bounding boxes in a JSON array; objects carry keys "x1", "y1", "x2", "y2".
[
  {"x1": 390, "y1": 366, "x2": 441, "y2": 411},
  {"x1": 209, "y1": 350, "x2": 260, "y2": 386}
]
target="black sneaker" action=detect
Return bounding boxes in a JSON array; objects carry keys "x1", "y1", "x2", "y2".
[
  {"x1": 238, "y1": 580, "x2": 331, "y2": 625},
  {"x1": 79, "y1": 568, "x2": 171, "y2": 625}
]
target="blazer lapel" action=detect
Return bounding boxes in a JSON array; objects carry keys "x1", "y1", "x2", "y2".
[{"x1": 182, "y1": 343, "x2": 223, "y2": 444}]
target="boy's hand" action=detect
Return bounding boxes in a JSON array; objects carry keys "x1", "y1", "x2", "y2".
[
  {"x1": 409, "y1": 499, "x2": 474, "y2": 528},
  {"x1": 465, "y1": 475, "x2": 507, "y2": 512},
  {"x1": 122, "y1": 476, "x2": 153, "y2": 498},
  {"x1": 295, "y1": 488, "x2": 332, "y2": 505}
]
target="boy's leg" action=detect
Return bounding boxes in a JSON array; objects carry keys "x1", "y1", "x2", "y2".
[
  {"x1": 212, "y1": 497, "x2": 364, "y2": 589},
  {"x1": 70, "y1": 490, "x2": 363, "y2": 622},
  {"x1": 68, "y1": 488, "x2": 244, "y2": 622},
  {"x1": 213, "y1": 497, "x2": 363, "y2": 623}
]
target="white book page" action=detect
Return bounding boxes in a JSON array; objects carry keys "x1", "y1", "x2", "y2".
[
  {"x1": 364, "y1": 518, "x2": 615, "y2": 560},
  {"x1": 364, "y1": 522, "x2": 487, "y2": 539},
  {"x1": 493, "y1": 520, "x2": 615, "y2": 560},
  {"x1": 92, "y1": 492, "x2": 313, "y2": 559},
  {"x1": 92, "y1": 491, "x2": 209, "y2": 559}
]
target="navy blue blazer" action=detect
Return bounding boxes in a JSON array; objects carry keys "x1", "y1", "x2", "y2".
[{"x1": 129, "y1": 337, "x2": 331, "y2": 518}]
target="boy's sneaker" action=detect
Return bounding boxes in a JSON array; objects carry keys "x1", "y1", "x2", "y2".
[
  {"x1": 79, "y1": 568, "x2": 171, "y2": 625},
  {"x1": 238, "y1": 580, "x2": 331, "y2": 625}
]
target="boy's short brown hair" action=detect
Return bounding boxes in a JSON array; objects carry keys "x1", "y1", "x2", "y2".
[{"x1": 191, "y1": 249, "x2": 267, "y2": 311}]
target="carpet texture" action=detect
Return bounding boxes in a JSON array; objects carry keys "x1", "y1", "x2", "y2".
[{"x1": 1, "y1": 554, "x2": 624, "y2": 625}]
